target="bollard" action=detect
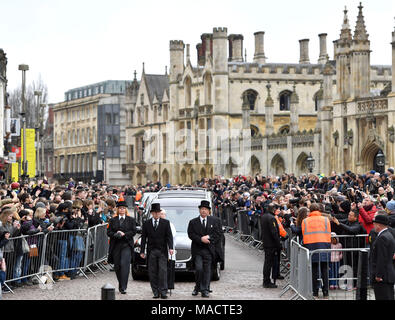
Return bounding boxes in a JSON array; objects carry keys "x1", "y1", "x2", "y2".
[
  {"x1": 356, "y1": 249, "x2": 369, "y2": 300},
  {"x1": 101, "y1": 283, "x2": 115, "y2": 300}
]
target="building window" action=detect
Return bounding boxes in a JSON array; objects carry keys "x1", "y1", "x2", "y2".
[
  {"x1": 113, "y1": 135, "x2": 119, "y2": 146},
  {"x1": 114, "y1": 113, "x2": 119, "y2": 125},
  {"x1": 164, "y1": 105, "x2": 168, "y2": 121},
  {"x1": 163, "y1": 133, "x2": 167, "y2": 163},
  {"x1": 279, "y1": 90, "x2": 292, "y2": 111},
  {"x1": 185, "y1": 76, "x2": 192, "y2": 107},
  {"x1": 242, "y1": 89, "x2": 258, "y2": 110},
  {"x1": 251, "y1": 125, "x2": 259, "y2": 137},
  {"x1": 131, "y1": 145, "x2": 134, "y2": 161},
  {"x1": 279, "y1": 125, "x2": 290, "y2": 135},
  {"x1": 87, "y1": 128, "x2": 90, "y2": 144},
  {"x1": 154, "y1": 106, "x2": 158, "y2": 123},
  {"x1": 106, "y1": 113, "x2": 112, "y2": 125},
  {"x1": 131, "y1": 110, "x2": 134, "y2": 124},
  {"x1": 92, "y1": 127, "x2": 96, "y2": 144}
]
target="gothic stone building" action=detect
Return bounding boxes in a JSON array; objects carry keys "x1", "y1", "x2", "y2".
[{"x1": 125, "y1": 4, "x2": 394, "y2": 185}]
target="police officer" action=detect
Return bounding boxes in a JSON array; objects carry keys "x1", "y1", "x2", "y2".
[{"x1": 260, "y1": 203, "x2": 281, "y2": 288}]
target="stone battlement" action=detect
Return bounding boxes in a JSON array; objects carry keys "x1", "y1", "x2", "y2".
[
  {"x1": 169, "y1": 40, "x2": 185, "y2": 50},
  {"x1": 213, "y1": 27, "x2": 228, "y2": 38}
]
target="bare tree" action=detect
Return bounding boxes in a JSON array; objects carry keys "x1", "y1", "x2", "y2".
[{"x1": 8, "y1": 75, "x2": 48, "y2": 129}]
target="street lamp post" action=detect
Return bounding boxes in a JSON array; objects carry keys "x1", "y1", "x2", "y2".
[
  {"x1": 306, "y1": 152, "x2": 315, "y2": 174},
  {"x1": 34, "y1": 90, "x2": 42, "y2": 178},
  {"x1": 18, "y1": 64, "x2": 29, "y2": 182},
  {"x1": 100, "y1": 151, "x2": 105, "y2": 182},
  {"x1": 40, "y1": 103, "x2": 46, "y2": 178}
]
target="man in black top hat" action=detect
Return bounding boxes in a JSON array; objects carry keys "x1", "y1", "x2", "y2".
[
  {"x1": 140, "y1": 202, "x2": 174, "y2": 299},
  {"x1": 370, "y1": 214, "x2": 395, "y2": 300},
  {"x1": 187, "y1": 200, "x2": 222, "y2": 298},
  {"x1": 107, "y1": 201, "x2": 137, "y2": 294}
]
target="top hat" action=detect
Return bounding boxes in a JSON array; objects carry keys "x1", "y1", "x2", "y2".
[
  {"x1": 198, "y1": 200, "x2": 211, "y2": 210},
  {"x1": 372, "y1": 214, "x2": 389, "y2": 226},
  {"x1": 150, "y1": 203, "x2": 161, "y2": 212},
  {"x1": 116, "y1": 201, "x2": 128, "y2": 208}
]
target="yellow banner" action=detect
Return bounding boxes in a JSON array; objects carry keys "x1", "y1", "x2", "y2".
[
  {"x1": 21, "y1": 128, "x2": 36, "y2": 178},
  {"x1": 11, "y1": 163, "x2": 19, "y2": 182}
]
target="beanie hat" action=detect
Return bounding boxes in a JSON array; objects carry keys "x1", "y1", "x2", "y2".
[
  {"x1": 35, "y1": 202, "x2": 46, "y2": 210},
  {"x1": 386, "y1": 200, "x2": 395, "y2": 214},
  {"x1": 388, "y1": 168, "x2": 394, "y2": 174}
]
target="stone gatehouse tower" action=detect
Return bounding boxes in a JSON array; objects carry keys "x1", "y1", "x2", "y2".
[{"x1": 125, "y1": 3, "x2": 394, "y2": 185}]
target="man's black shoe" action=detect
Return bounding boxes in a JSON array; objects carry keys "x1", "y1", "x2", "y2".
[
  {"x1": 277, "y1": 275, "x2": 285, "y2": 280},
  {"x1": 161, "y1": 294, "x2": 168, "y2": 299},
  {"x1": 201, "y1": 291, "x2": 210, "y2": 298},
  {"x1": 120, "y1": 289, "x2": 126, "y2": 294},
  {"x1": 153, "y1": 294, "x2": 160, "y2": 299},
  {"x1": 263, "y1": 283, "x2": 277, "y2": 288},
  {"x1": 192, "y1": 289, "x2": 199, "y2": 296}
]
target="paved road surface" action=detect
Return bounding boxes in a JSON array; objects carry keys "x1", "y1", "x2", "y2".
[{"x1": 2, "y1": 233, "x2": 292, "y2": 300}]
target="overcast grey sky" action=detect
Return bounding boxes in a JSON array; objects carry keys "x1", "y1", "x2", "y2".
[{"x1": 1, "y1": 0, "x2": 394, "y2": 103}]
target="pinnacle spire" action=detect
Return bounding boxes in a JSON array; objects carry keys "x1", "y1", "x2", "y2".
[
  {"x1": 353, "y1": 2, "x2": 369, "y2": 41},
  {"x1": 290, "y1": 84, "x2": 299, "y2": 104},
  {"x1": 339, "y1": 6, "x2": 352, "y2": 41},
  {"x1": 265, "y1": 83, "x2": 273, "y2": 107}
]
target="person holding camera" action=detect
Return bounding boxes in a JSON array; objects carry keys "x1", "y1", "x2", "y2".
[{"x1": 53, "y1": 202, "x2": 73, "y2": 281}]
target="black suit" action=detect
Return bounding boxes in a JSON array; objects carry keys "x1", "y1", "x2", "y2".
[
  {"x1": 260, "y1": 212, "x2": 281, "y2": 285},
  {"x1": 370, "y1": 228, "x2": 395, "y2": 300},
  {"x1": 188, "y1": 215, "x2": 221, "y2": 294},
  {"x1": 107, "y1": 215, "x2": 136, "y2": 292},
  {"x1": 140, "y1": 218, "x2": 173, "y2": 296}
]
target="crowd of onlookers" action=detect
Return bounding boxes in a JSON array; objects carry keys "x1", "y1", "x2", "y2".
[
  {"x1": 1, "y1": 166, "x2": 394, "y2": 296},
  {"x1": 0, "y1": 178, "x2": 144, "y2": 293}
]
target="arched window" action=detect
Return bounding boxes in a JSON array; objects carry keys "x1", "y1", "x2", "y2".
[
  {"x1": 313, "y1": 91, "x2": 320, "y2": 112},
  {"x1": 242, "y1": 89, "x2": 258, "y2": 110},
  {"x1": 279, "y1": 125, "x2": 290, "y2": 135},
  {"x1": 250, "y1": 125, "x2": 259, "y2": 137},
  {"x1": 204, "y1": 73, "x2": 212, "y2": 105},
  {"x1": 279, "y1": 90, "x2": 292, "y2": 111},
  {"x1": 184, "y1": 76, "x2": 192, "y2": 107}
]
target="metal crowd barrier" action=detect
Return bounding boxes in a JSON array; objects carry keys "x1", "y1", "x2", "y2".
[
  {"x1": 2, "y1": 223, "x2": 109, "y2": 295},
  {"x1": 280, "y1": 234, "x2": 373, "y2": 300}
]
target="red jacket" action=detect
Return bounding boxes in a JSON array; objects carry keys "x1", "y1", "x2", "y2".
[{"x1": 358, "y1": 205, "x2": 377, "y2": 235}]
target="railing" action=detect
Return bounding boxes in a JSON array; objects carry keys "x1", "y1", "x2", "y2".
[
  {"x1": 280, "y1": 236, "x2": 372, "y2": 300},
  {"x1": 217, "y1": 205, "x2": 374, "y2": 300},
  {"x1": 0, "y1": 224, "x2": 109, "y2": 298}
]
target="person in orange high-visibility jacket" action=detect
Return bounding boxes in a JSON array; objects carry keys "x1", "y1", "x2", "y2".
[
  {"x1": 301, "y1": 203, "x2": 331, "y2": 298},
  {"x1": 274, "y1": 214, "x2": 287, "y2": 238},
  {"x1": 135, "y1": 191, "x2": 142, "y2": 202}
]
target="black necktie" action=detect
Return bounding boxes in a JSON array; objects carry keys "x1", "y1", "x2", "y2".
[
  {"x1": 154, "y1": 219, "x2": 158, "y2": 230},
  {"x1": 120, "y1": 217, "x2": 125, "y2": 226},
  {"x1": 202, "y1": 219, "x2": 206, "y2": 229}
]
